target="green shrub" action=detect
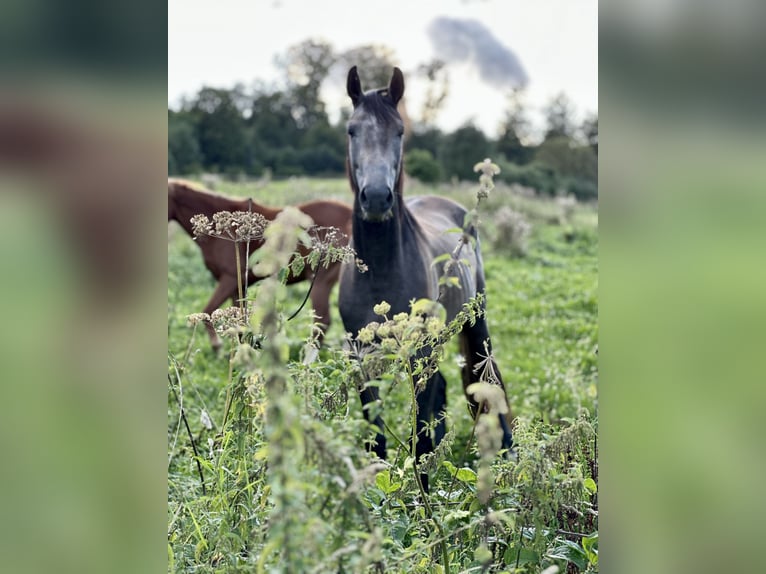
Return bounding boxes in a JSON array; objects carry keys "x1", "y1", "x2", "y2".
[
  {"x1": 405, "y1": 148, "x2": 442, "y2": 183},
  {"x1": 496, "y1": 158, "x2": 559, "y2": 196},
  {"x1": 563, "y1": 176, "x2": 598, "y2": 201}
]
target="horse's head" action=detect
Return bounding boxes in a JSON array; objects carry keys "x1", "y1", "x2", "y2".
[{"x1": 346, "y1": 66, "x2": 405, "y2": 222}]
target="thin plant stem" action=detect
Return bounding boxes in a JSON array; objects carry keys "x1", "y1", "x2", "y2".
[
  {"x1": 168, "y1": 372, "x2": 207, "y2": 495},
  {"x1": 404, "y1": 360, "x2": 451, "y2": 574}
]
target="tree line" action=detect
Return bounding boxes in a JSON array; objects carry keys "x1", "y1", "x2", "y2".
[{"x1": 169, "y1": 41, "x2": 597, "y2": 199}]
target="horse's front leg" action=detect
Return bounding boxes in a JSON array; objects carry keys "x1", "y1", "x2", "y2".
[
  {"x1": 412, "y1": 358, "x2": 448, "y2": 493},
  {"x1": 459, "y1": 320, "x2": 514, "y2": 451},
  {"x1": 309, "y1": 264, "x2": 339, "y2": 343},
  {"x1": 358, "y1": 379, "x2": 387, "y2": 460}
]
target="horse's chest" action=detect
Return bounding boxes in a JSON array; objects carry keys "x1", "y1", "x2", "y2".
[{"x1": 339, "y1": 262, "x2": 434, "y2": 333}]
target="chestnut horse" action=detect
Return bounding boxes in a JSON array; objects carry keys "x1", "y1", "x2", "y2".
[
  {"x1": 168, "y1": 179, "x2": 352, "y2": 351},
  {"x1": 338, "y1": 67, "x2": 513, "y2": 491}
]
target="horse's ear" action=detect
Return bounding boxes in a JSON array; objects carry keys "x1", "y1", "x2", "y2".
[
  {"x1": 389, "y1": 67, "x2": 404, "y2": 106},
  {"x1": 347, "y1": 66, "x2": 363, "y2": 107}
]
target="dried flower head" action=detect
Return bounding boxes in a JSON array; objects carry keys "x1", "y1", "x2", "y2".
[
  {"x1": 191, "y1": 210, "x2": 268, "y2": 243},
  {"x1": 473, "y1": 158, "x2": 501, "y2": 199},
  {"x1": 186, "y1": 312, "x2": 211, "y2": 327}
]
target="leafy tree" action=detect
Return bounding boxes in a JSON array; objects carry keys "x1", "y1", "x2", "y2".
[
  {"x1": 408, "y1": 127, "x2": 444, "y2": 159},
  {"x1": 496, "y1": 88, "x2": 533, "y2": 165},
  {"x1": 277, "y1": 39, "x2": 335, "y2": 129},
  {"x1": 336, "y1": 44, "x2": 398, "y2": 89},
  {"x1": 439, "y1": 124, "x2": 494, "y2": 180},
  {"x1": 249, "y1": 89, "x2": 300, "y2": 149},
  {"x1": 580, "y1": 113, "x2": 598, "y2": 156},
  {"x1": 416, "y1": 59, "x2": 449, "y2": 127},
  {"x1": 496, "y1": 159, "x2": 559, "y2": 195},
  {"x1": 300, "y1": 121, "x2": 345, "y2": 157},
  {"x1": 168, "y1": 111, "x2": 202, "y2": 175},
  {"x1": 298, "y1": 120, "x2": 346, "y2": 174},
  {"x1": 189, "y1": 87, "x2": 248, "y2": 172},
  {"x1": 405, "y1": 149, "x2": 442, "y2": 183},
  {"x1": 543, "y1": 92, "x2": 576, "y2": 141},
  {"x1": 535, "y1": 136, "x2": 597, "y2": 183},
  {"x1": 298, "y1": 145, "x2": 345, "y2": 175}
]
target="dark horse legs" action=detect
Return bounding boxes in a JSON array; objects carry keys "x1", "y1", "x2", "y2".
[
  {"x1": 358, "y1": 359, "x2": 448, "y2": 493},
  {"x1": 414, "y1": 370, "x2": 448, "y2": 492},
  {"x1": 359, "y1": 381, "x2": 387, "y2": 460},
  {"x1": 460, "y1": 317, "x2": 514, "y2": 450}
]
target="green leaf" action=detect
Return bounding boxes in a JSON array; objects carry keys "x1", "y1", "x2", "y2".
[
  {"x1": 582, "y1": 533, "x2": 599, "y2": 565},
  {"x1": 430, "y1": 252, "x2": 453, "y2": 267},
  {"x1": 504, "y1": 546, "x2": 540, "y2": 567},
  {"x1": 474, "y1": 543, "x2": 492, "y2": 564},
  {"x1": 289, "y1": 255, "x2": 305, "y2": 277},
  {"x1": 548, "y1": 539, "x2": 588, "y2": 570},
  {"x1": 375, "y1": 469, "x2": 401, "y2": 494},
  {"x1": 375, "y1": 469, "x2": 391, "y2": 492},
  {"x1": 442, "y1": 461, "x2": 477, "y2": 484},
  {"x1": 455, "y1": 467, "x2": 477, "y2": 484},
  {"x1": 583, "y1": 477, "x2": 597, "y2": 494}
]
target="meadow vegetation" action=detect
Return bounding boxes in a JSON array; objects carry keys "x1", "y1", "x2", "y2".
[{"x1": 168, "y1": 174, "x2": 598, "y2": 573}]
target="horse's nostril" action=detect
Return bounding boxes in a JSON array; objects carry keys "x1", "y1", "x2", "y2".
[{"x1": 360, "y1": 189, "x2": 368, "y2": 204}]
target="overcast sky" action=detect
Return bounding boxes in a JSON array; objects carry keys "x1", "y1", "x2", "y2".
[{"x1": 168, "y1": 0, "x2": 598, "y2": 138}]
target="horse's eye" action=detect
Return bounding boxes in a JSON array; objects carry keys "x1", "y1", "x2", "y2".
[{"x1": 347, "y1": 126, "x2": 357, "y2": 137}]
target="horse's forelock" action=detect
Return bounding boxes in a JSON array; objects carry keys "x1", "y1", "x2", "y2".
[{"x1": 358, "y1": 90, "x2": 401, "y2": 124}]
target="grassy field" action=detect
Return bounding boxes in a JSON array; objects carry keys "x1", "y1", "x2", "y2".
[{"x1": 168, "y1": 176, "x2": 598, "y2": 573}]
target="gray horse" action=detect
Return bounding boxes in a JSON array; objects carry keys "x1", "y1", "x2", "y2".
[{"x1": 338, "y1": 66, "x2": 513, "y2": 491}]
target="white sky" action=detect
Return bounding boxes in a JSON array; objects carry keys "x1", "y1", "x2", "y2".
[{"x1": 168, "y1": 0, "x2": 598, "y2": 137}]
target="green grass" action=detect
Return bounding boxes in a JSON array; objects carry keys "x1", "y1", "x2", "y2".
[{"x1": 168, "y1": 177, "x2": 598, "y2": 573}]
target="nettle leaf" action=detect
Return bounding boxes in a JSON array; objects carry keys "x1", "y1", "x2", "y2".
[
  {"x1": 289, "y1": 256, "x2": 305, "y2": 277},
  {"x1": 442, "y1": 461, "x2": 477, "y2": 484},
  {"x1": 456, "y1": 467, "x2": 477, "y2": 484},
  {"x1": 547, "y1": 539, "x2": 588, "y2": 570},
  {"x1": 582, "y1": 533, "x2": 599, "y2": 565},
  {"x1": 583, "y1": 477, "x2": 597, "y2": 494},
  {"x1": 375, "y1": 469, "x2": 402, "y2": 494},
  {"x1": 504, "y1": 546, "x2": 540, "y2": 567},
  {"x1": 444, "y1": 510, "x2": 470, "y2": 524}
]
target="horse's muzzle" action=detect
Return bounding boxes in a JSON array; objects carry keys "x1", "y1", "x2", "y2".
[{"x1": 359, "y1": 186, "x2": 394, "y2": 221}]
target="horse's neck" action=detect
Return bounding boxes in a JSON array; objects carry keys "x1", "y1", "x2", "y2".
[{"x1": 352, "y1": 205, "x2": 418, "y2": 273}]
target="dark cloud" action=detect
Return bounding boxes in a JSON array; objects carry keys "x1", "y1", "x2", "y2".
[{"x1": 427, "y1": 17, "x2": 529, "y2": 88}]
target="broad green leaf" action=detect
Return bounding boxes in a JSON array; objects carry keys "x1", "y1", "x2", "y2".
[
  {"x1": 375, "y1": 469, "x2": 390, "y2": 492},
  {"x1": 582, "y1": 533, "x2": 599, "y2": 564},
  {"x1": 455, "y1": 467, "x2": 477, "y2": 484},
  {"x1": 583, "y1": 477, "x2": 597, "y2": 494},
  {"x1": 375, "y1": 469, "x2": 402, "y2": 494},
  {"x1": 430, "y1": 252, "x2": 453, "y2": 267},
  {"x1": 504, "y1": 546, "x2": 540, "y2": 567},
  {"x1": 548, "y1": 539, "x2": 588, "y2": 570}
]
